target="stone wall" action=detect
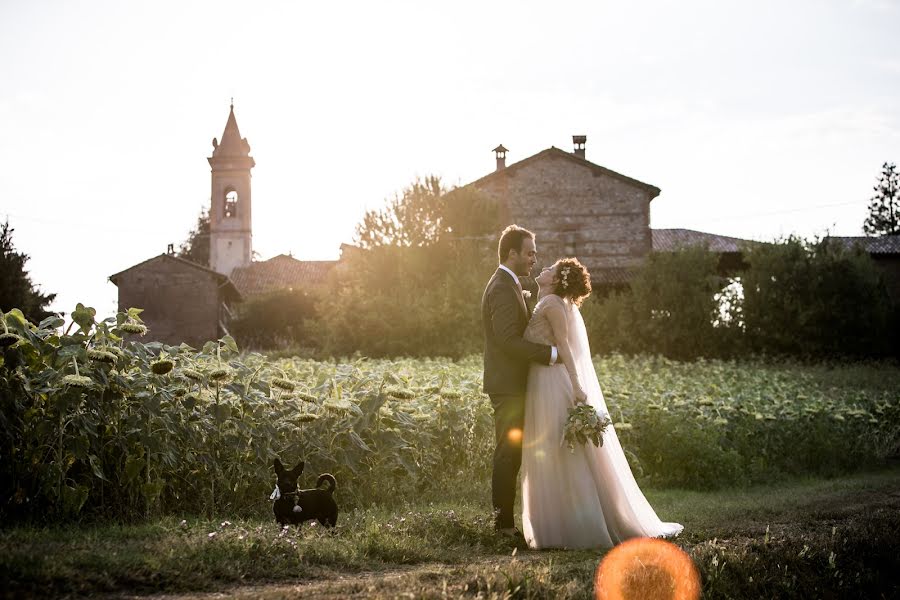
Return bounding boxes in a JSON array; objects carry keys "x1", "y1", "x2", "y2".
[
  {"x1": 115, "y1": 258, "x2": 223, "y2": 346},
  {"x1": 473, "y1": 150, "x2": 656, "y2": 273}
]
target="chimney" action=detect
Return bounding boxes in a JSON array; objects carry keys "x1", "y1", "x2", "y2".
[
  {"x1": 573, "y1": 135, "x2": 586, "y2": 159},
  {"x1": 493, "y1": 144, "x2": 508, "y2": 171},
  {"x1": 167, "y1": 243, "x2": 175, "y2": 255}
]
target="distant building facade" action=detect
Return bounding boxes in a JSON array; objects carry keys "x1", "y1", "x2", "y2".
[
  {"x1": 109, "y1": 105, "x2": 336, "y2": 346},
  {"x1": 110, "y1": 116, "x2": 900, "y2": 346},
  {"x1": 108, "y1": 255, "x2": 241, "y2": 347},
  {"x1": 461, "y1": 138, "x2": 900, "y2": 298},
  {"x1": 208, "y1": 105, "x2": 255, "y2": 277},
  {"x1": 464, "y1": 142, "x2": 660, "y2": 286}
]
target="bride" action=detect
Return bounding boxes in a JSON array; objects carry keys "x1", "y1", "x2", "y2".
[{"x1": 521, "y1": 258, "x2": 683, "y2": 549}]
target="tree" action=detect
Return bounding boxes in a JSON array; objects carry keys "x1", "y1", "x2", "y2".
[
  {"x1": 443, "y1": 185, "x2": 501, "y2": 240},
  {"x1": 325, "y1": 175, "x2": 501, "y2": 355},
  {"x1": 355, "y1": 176, "x2": 446, "y2": 249},
  {"x1": 178, "y1": 206, "x2": 210, "y2": 267},
  {"x1": 742, "y1": 235, "x2": 891, "y2": 357},
  {"x1": 581, "y1": 245, "x2": 733, "y2": 359},
  {"x1": 354, "y1": 176, "x2": 498, "y2": 249},
  {"x1": 0, "y1": 220, "x2": 56, "y2": 322},
  {"x1": 229, "y1": 288, "x2": 318, "y2": 350},
  {"x1": 863, "y1": 162, "x2": 900, "y2": 236},
  {"x1": 316, "y1": 239, "x2": 493, "y2": 357}
]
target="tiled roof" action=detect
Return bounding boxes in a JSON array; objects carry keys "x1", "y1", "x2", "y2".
[
  {"x1": 590, "y1": 267, "x2": 633, "y2": 285},
  {"x1": 651, "y1": 230, "x2": 900, "y2": 255},
  {"x1": 109, "y1": 253, "x2": 231, "y2": 284},
  {"x1": 652, "y1": 229, "x2": 758, "y2": 253},
  {"x1": 108, "y1": 254, "x2": 242, "y2": 301},
  {"x1": 230, "y1": 254, "x2": 337, "y2": 297},
  {"x1": 826, "y1": 235, "x2": 900, "y2": 255},
  {"x1": 464, "y1": 147, "x2": 661, "y2": 198}
]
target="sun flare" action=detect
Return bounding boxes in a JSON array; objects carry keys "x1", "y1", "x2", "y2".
[{"x1": 594, "y1": 537, "x2": 700, "y2": 600}]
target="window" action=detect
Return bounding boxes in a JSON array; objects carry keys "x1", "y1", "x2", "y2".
[{"x1": 224, "y1": 190, "x2": 238, "y2": 218}]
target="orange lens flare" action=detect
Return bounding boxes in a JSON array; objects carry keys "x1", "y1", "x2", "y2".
[
  {"x1": 507, "y1": 428, "x2": 523, "y2": 445},
  {"x1": 594, "y1": 538, "x2": 700, "y2": 600}
]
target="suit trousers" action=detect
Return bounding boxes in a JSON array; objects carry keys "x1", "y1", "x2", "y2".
[{"x1": 490, "y1": 393, "x2": 525, "y2": 529}]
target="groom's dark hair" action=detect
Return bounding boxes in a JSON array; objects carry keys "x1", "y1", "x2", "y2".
[{"x1": 498, "y1": 225, "x2": 534, "y2": 263}]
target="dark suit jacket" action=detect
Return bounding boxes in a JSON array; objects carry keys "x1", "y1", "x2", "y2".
[{"x1": 481, "y1": 268, "x2": 553, "y2": 395}]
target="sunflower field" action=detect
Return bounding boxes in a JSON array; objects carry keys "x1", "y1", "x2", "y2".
[{"x1": 1, "y1": 306, "x2": 897, "y2": 522}]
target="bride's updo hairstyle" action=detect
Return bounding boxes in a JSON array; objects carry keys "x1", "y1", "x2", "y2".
[{"x1": 553, "y1": 258, "x2": 591, "y2": 307}]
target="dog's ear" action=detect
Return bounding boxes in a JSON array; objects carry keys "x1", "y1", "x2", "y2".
[
  {"x1": 291, "y1": 460, "x2": 305, "y2": 475},
  {"x1": 274, "y1": 458, "x2": 285, "y2": 475}
]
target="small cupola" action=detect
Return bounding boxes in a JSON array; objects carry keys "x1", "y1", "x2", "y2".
[
  {"x1": 573, "y1": 135, "x2": 586, "y2": 159},
  {"x1": 493, "y1": 144, "x2": 508, "y2": 171}
]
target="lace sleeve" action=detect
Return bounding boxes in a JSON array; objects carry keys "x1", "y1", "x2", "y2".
[{"x1": 543, "y1": 295, "x2": 585, "y2": 400}]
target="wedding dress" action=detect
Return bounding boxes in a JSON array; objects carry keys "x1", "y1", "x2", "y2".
[{"x1": 521, "y1": 295, "x2": 683, "y2": 549}]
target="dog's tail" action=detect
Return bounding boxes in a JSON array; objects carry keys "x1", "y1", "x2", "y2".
[{"x1": 317, "y1": 473, "x2": 336, "y2": 493}]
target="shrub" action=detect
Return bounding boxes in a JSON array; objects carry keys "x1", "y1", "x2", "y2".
[
  {"x1": 229, "y1": 288, "x2": 319, "y2": 351},
  {"x1": 583, "y1": 246, "x2": 738, "y2": 359},
  {"x1": 315, "y1": 240, "x2": 491, "y2": 358},
  {"x1": 742, "y1": 235, "x2": 893, "y2": 358}
]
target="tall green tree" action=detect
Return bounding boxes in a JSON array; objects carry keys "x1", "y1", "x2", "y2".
[
  {"x1": 0, "y1": 220, "x2": 56, "y2": 322},
  {"x1": 356, "y1": 176, "x2": 444, "y2": 249},
  {"x1": 354, "y1": 176, "x2": 498, "y2": 249},
  {"x1": 863, "y1": 162, "x2": 900, "y2": 236},
  {"x1": 317, "y1": 175, "x2": 502, "y2": 355},
  {"x1": 742, "y1": 235, "x2": 891, "y2": 357},
  {"x1": 178, "y1": 206, "x2": 210, "y2": 267},
  {"x1": 316, "y1": 239, "x2": 493, "y2": 357}
]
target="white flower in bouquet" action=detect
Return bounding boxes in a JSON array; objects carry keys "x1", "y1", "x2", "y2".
[{"x1": 562, "y1": 404, "x2": 611, "y2": 453}]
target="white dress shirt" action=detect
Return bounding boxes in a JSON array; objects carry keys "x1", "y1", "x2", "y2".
[{"x1": 498, "y1": 265, "x2": 558, "y2": 365}]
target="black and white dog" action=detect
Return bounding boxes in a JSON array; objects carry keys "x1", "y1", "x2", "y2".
[{"x1": 270, "y1": 458, "x2": 338, "y2": 528}]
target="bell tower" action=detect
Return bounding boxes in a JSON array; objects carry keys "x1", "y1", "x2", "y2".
[{"x1": 208, "y1": 102, "x2": 255, "y2": 276}]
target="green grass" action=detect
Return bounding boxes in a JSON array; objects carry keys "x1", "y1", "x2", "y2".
[{"x1": 3, "y1": 465, "x2": 899, "y2": 599}]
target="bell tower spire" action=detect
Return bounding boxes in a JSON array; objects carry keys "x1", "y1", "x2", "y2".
[{"x1": 208, "y1": 102, "x2": 255, "y2": 275}]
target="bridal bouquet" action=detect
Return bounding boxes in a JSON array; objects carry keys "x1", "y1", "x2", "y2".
[{"x1": 562, "y1": 404, "x2": 612, "y2": 453}]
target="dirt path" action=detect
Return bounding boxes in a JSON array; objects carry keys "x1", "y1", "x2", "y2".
[
  {"x1": 114, "y1": 475, "x2": 900, "y2": 600},
  {"x1": 118, "y1": 558, "x2": 547, "y2": 600}
]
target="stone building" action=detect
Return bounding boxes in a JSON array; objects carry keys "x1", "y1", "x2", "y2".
[
  {"x1": 465, "y1": 141, "x2": 660, "y2": 286},
  {"x1": 230, "y1": 254, "x2": 337, "y2": 298},
  {"x1": 111, "y1": 114, "x2": 900, "y2": 346},
  {"x1": 208, "y1": 104, "x2": 255, "y2": 277},
  {"x1": 109, "y1": 105, "x2": 336, "y2": 346},
  {"x1": 459, "y1": 138, "x2": 758, "y2": 290},
  {"x1": 461, "y1": 137, "x2": 900, "y2": 299},
  {"x1": 108, "y1": 254, "x2": 241, "y2": 347}
]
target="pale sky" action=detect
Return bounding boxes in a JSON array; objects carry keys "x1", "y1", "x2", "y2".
[{"x1": 1, "y1": 0, "x2": 899, "y2": 318}]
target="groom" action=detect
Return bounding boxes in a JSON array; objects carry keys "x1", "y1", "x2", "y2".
[{"x1": 481, "y1": 225, "x2": 557, "y2": 538}]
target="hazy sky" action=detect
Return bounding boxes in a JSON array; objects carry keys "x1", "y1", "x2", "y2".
[{"x1": 2, "y1": 0, "x2": 899, "y2": 318}]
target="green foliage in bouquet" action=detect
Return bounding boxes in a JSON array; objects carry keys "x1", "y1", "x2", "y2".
[{"x1": 562, "y1": 404, "x2": 611, "y2": 453}]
